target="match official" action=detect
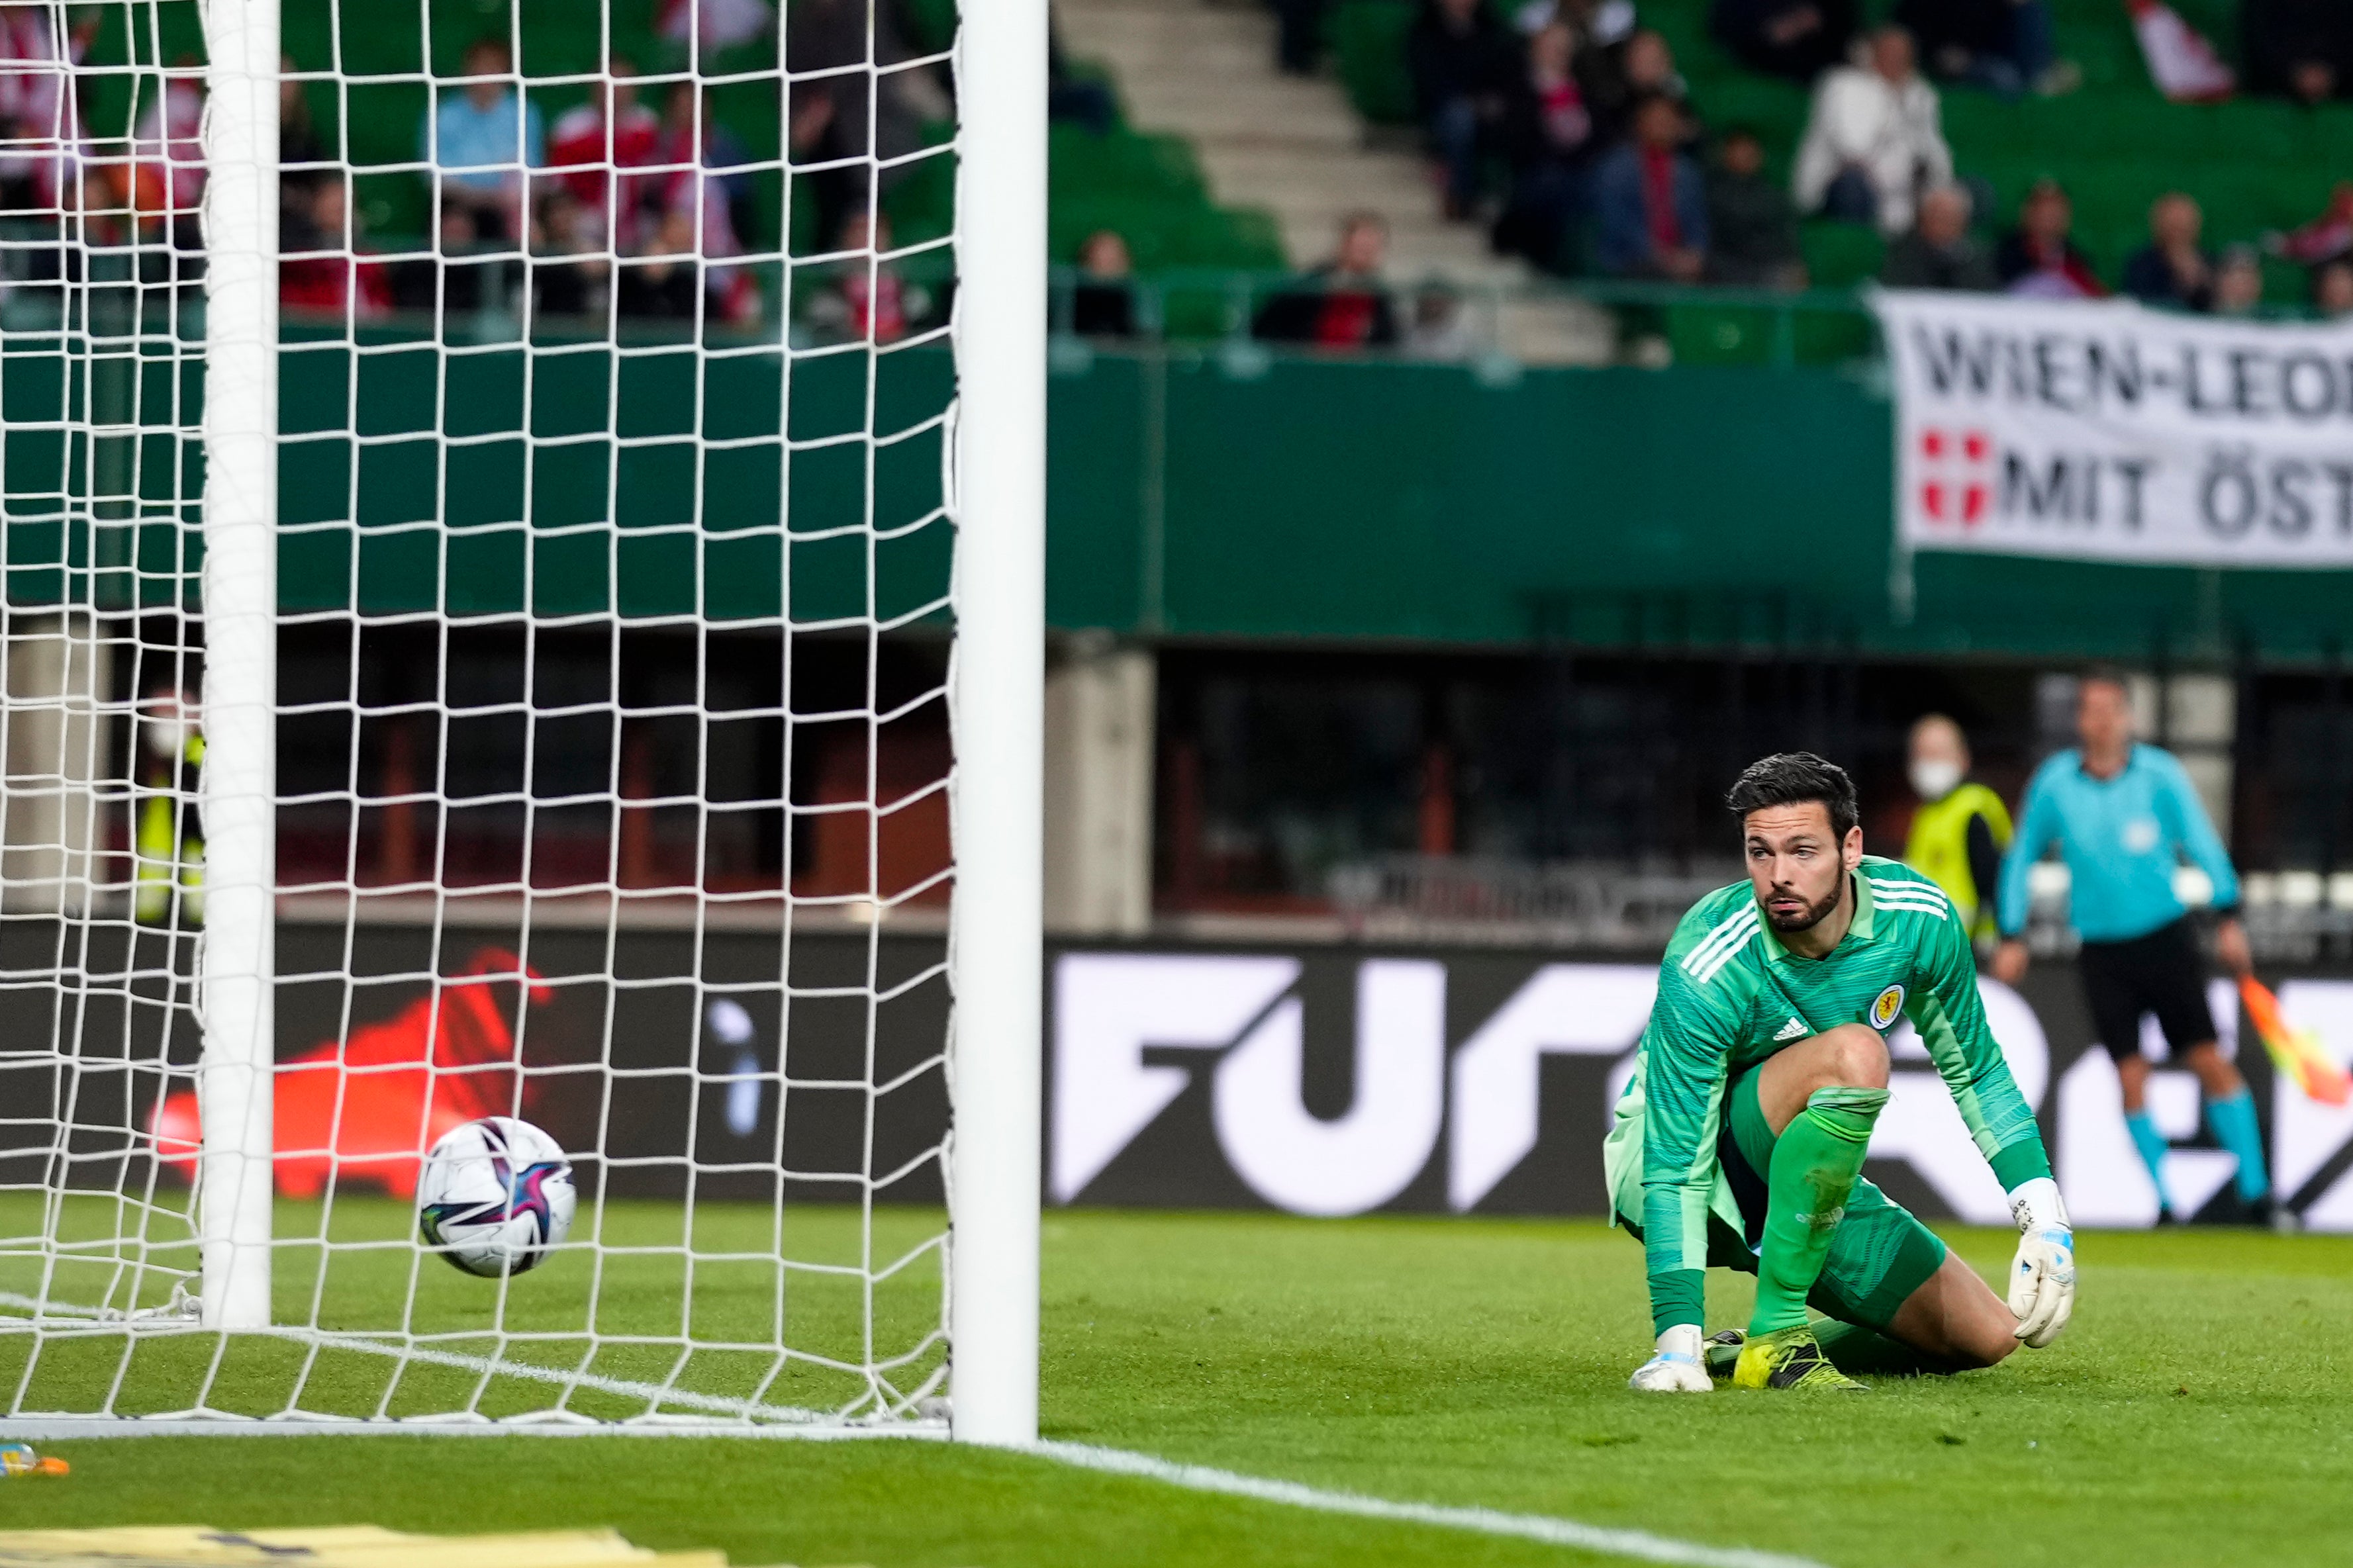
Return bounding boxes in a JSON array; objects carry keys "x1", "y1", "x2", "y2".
[
  {"x1": 1902, "y1": 714, "x2": 2011, "y2": 946},
  {"x1": 1991, "y1": 669, "x2": 2272, "y2": 1226}
]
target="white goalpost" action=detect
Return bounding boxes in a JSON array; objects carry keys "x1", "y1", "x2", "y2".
[
  {"x1": 0, "y1": 0, "x2": 1039, "y2": 1442},
  {"x1": 945, "y1": 0, "x2": 1045, "y2": 1447},
  {"x1": 197, "y1": 0, "x2": 281, "y2": 1339}
]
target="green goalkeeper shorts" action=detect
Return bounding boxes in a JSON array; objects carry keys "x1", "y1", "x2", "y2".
[{"x1": 1714, "y1": 1062, "x2": 1948, "y2": 1331}]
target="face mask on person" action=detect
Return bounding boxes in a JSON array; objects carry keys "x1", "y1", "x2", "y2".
[{"x1": 1910, "y1": 758, "x2": 1963, "y2": 802}]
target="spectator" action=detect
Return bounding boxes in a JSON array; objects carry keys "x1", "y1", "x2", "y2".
[
  {"x1": 130, "y1": 59, "x2": 205, "y2": 231},
  {"x1": 2212, "y1": 245, "x2": 2264, "y2": 316},
  {"x1": 2243, "y1": 0, "x2": 2353, "y2": 105},
  {"x1": 1251, "y1": 212, "x2": 1401, "y2": 347},
  {"x1": 422, "y1": 36, "x2": 545, "y2": 245},
  {"x1": 1591, "y1": 93, "x2": 1707, "y2": 280},
  {"x1": 1995, "y1": 178, "x2": 2103, "y2": 297},
  {"x1": 1893, "y1": 0, "x2": 2076, "y2": 100},
  {"x1": 1404, "y1": 283, "x2": 1480, "y2": 359},
  {"x1": 1589, "y1": 28, "x2": 1695, "y2": 148},
  {"x1": 1492, "y1": 21, "x2": 1597, "y2": 271},
  {"x1": 279, "y1": 55, "x2": 326, "y2": 223},
  {"x1": 802, "y1": 211, "x2": 934, "y2": 344},
  {"x1": 1050, "y1": 17, "x2": 1118, "y2": 133},
  {"x1": 1549, "y1": 0, "x2": 1637, "y2": 47},
  {"x1": 788, "y1": 0, "x2": 945, "y2": 249},
  {"x1": 1709, "y1": 0, "x2": 1858, "y2": 83},
  {"x1": 1274, "y1": 0, "x2": 1330, "y2": 75},
  {"x1": 549, "y1": 59, "x2": 660, "y2": 250},
  {"x1": 1407, "y1": 0, "x2": 1521, "y2": 220},
  {"x1": 1880, "y1": 181, "x2": 1997, "y2": 289},
  {"x1": 2121, "y1": 192, "x2": 2213, "y2": 311},
  {"x1": 1069, "y1": 228, "x2": 1137, "y2": 338},
  {"x1": 616, "y1": 203, "x2": 703, "y2": 321},
  {"x1": 391, "y1": 204, "x2": 511, "y2": 315},
  {"x1": 0, "y1": 4, "x2": 94, "y2": 210},
  {"x1": 2267, "y1": 181, "x2": 2353, "y2": 269},
  {"x1": 657, "y1": 82, "x2": 755, "y2": 226},
  {"x1": 2315, "y1": 258, "x2": 2353, "y2": 317},
  {"x1": 1793, "y1": 25, "x2": 1951, "y2": 234},
  {"x1": 652, "y1": 149, "x2": 762, "y2": 326},
  {"x1": 280, "y1": 178, "x2": 391, "y2": 319},
  {"x1": 658, "y1": 0, "x2": 775, "y2": 56},
  {"x1": 530, "y1": 185, "x2": 608, "y2": 318},
  {"x1": 1704, "y1": 124, "x2": 1803, "y2": 287}
]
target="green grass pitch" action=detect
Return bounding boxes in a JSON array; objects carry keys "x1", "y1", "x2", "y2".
[{"x1": 5, "y1": 1211, "x2": 2352, "y2": 1567}]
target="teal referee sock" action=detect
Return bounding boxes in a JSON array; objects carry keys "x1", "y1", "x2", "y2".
[
  {"x1": 2205, "y1": 1089, "x2": 2270, "y2": 1203},
  {"x1": 2126, "y1": 1110, "x2": 2176, "y2": 1215}
]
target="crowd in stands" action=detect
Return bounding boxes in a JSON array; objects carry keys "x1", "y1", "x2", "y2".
[
  {"x1": 269, "y1": 32, "x2": 808, "y2": 333},
  {"x1": 1163, "y1": 0, "x2": 2353, "y2": 342},
  {"x1": 0, "y1": 1, "x2": 981, "y2": 346}
]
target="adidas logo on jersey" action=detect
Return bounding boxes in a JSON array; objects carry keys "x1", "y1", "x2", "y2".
[{"x1": 1774, "y1": 1017, "x2": 1809, "y2": 1041}]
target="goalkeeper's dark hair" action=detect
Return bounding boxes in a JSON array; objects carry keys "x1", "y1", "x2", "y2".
[{"x1": 1725, "y1": 753, "x2": 1860, "y2": 842}]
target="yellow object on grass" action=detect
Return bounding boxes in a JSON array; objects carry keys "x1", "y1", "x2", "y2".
[
  {"x1": 0, "y1": 1442, "x2": 66, "y2": 1477},
  {"x1": 0, "y1": 1527, "x2": 744, "y2": 1568}
]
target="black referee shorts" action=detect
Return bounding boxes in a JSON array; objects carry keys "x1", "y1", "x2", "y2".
[{"x1": 2078, "y1": 917, "x2": 2220, "y2": 1063}]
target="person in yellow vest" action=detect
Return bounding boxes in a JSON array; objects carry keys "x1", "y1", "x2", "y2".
[
  {"x1": 1901, "y1": 714, "x2": 2010, "y2": 946},
  {"x1": 133, "y1": 686, "x2": 205, "y2": 927}
]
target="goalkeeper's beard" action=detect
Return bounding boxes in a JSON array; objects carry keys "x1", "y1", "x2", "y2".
[{"x1": 1758, "y1": 874, "x2": 1844, "y2": 934}]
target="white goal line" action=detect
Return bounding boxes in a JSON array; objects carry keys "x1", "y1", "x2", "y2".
[
  {"x1": 0, "y1": 1306, "x2": 1831, "y2": 1568},
  {"x1": 1029, "y1": 1442, "x2": 1837, "y2": 1568}
]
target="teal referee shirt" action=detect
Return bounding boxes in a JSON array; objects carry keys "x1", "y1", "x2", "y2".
[{"x1": 1994, "y1": 743, "x2": 2240, "y2": 944}]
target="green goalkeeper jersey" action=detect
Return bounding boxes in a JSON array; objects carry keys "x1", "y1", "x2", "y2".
[{"x1": 1604, "y1": 856, "x2": 2052, "y2": 1333}]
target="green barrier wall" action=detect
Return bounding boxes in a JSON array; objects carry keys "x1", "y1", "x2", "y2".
[
  {"x1": 9, "y1": 334, "x2": 2353, "y2": 661},
  {"x1": 1047, "y1": 348, "x2": 2353, "y2": 663},
  {"x1": 1, "y1": 321, "x2": 955, "y2": 629}
]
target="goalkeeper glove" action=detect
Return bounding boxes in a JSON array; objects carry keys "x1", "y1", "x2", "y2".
[
  {"x1": 2007, "y1": 1176, "x2": 2075, "y2": 1349},
  {"x1": 1628, "y1": 1324, "x2": 1712, "y2": 1392}
]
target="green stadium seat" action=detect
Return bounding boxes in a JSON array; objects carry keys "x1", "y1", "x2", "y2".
[{"x1": 1800, "y1": 222, "x2": 1884, "y2": 289}]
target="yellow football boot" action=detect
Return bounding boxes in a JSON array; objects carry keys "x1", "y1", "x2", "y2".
[{"x1": 1731, "y1": 1325, "x2": 1868, "y2": 1392}]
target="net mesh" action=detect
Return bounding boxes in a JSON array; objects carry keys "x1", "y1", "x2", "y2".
[{"x1": 0, "y1": 0, "x2": 963, "y2": 1430}]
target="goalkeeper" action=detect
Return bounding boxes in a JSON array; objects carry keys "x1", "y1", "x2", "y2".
[{"x1": 1607, "y1": 753, "x2": 2074, "y2": 1393}]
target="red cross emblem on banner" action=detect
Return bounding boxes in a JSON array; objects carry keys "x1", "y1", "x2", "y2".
[{"x1": 1918, "y1": 428, "x2": 1992, "y2": 526}]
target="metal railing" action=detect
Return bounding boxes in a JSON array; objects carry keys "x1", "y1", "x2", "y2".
[{"x1": 1047, "y1": 265, "x2": 1886, "y2": 367}]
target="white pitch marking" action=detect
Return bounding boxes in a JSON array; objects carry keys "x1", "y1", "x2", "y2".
[
  {"x1": 5, "y1": 1297, "x2": 1833, "y2": 1566},
  {"x1": 1027, "y1": 1440, "x2": 1836, "y2": 1568}
]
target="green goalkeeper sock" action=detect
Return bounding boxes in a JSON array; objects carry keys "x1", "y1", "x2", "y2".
[
  {"x1": 1747, "y1": 1085, "x2": 1888, "y2": 1338},
  {"x1": 1810, "y1": 1320, "x2": 1967, "y2": 1378}
]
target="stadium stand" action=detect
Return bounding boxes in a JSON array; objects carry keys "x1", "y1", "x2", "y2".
[
  {"x1": 1058, "y1": 0, "x2": 1615, "y2": 359},
  {"x1": 60, "y1": 0, "x2": 1286, "y2": 327},
  {"x1": 1333, "y1": 0, "x2": 2353, "y2": 306}
]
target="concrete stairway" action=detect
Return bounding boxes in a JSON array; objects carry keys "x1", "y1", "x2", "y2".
[{"x1": 1058, "y1": 0, "x2": 1613, "y2": 363}]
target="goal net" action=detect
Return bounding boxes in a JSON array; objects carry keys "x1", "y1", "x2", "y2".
[{"x1": 0, "y1": 0, "x2": 1041, "y2": 1436}]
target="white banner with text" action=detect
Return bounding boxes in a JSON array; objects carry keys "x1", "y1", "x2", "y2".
[{"x1": 1874, "y1": 290, "x2": 2353, "y2": 567}]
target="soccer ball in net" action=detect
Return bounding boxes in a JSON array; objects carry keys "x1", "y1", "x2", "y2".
[{"x1": 416, "y1": 1117, "x2": 577, "y2": 1278}]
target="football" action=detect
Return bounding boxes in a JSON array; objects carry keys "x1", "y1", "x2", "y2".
[{"x1": 415, "y1": 1117, "x2": 576, "y2": 1277}]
